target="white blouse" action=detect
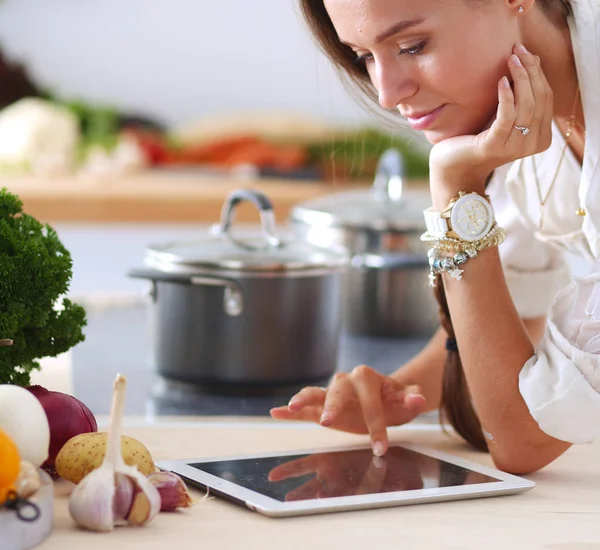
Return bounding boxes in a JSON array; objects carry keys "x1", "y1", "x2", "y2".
[{"x1": 486, "y1": 0, "x2": 600, "y2": 444}]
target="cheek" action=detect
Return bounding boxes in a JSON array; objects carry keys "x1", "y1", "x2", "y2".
[{"x1": 432, "y1": 52, "x2": 508, "y2": 137}]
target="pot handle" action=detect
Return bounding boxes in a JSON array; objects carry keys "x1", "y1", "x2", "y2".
[
  {"x1": 351, "y1": 252, "x2": 428, "y2": 270},
  {"x1": 373, "y1": 149, "x2": 405, "y2": 202},
  {"x1": 212, "y1": 189, "x2": 282, "y2": 249},
  {"x1": 0, "y1": 339, "x2": 13, "y2": 347},
  {"x1": 128, "y1": 268, "x2": 243, "y2": 317}
]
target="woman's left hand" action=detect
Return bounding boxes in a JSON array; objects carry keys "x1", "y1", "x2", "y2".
[{"x1": 428, "y1": 43, "x2": 554, "y2": 207}]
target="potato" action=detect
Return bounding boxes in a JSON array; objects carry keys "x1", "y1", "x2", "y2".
[{"x1": 55, "y1": 432, "x2": 155, "y2": 484}]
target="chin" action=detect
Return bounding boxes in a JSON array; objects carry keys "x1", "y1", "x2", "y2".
[{"x1": 422, "y1": 129, "x2": 461, "y2": 145}]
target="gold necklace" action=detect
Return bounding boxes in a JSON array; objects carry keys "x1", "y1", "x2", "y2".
[{"x1": 531, "y1": 84, "x2": 582, "y2": 230}]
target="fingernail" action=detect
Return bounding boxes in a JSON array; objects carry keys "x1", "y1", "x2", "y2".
[
  {"x1": 511, "y1": 54, "x2": 523, "y2": 68},
  {"x1": 320, "y1": 412, "x2": 331, "y2": 426},
  {"x1": 515, "y1": 43, "x2": 528, "y2": 55},
  {"x1": 373, "y1": 441, "x2": 386, "y2": 457},
  {"x1": 500, "y1": 76, "x2": 510, "y2": 88},
  {"x1": 288, "y1": 397, "x2": 301, "y2": 410}
]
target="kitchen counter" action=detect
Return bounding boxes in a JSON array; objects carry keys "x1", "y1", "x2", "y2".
[
  {"x1": 39, "y1": 420, "x2": 600, "y2": 549},
  {"x1": 2, "y1": 172, "x2": 387, "y2": 224}
]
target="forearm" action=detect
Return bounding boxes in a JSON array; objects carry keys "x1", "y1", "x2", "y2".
[
  {"x1": 390, "y1": 327, "x2": 447, "y2": 413},
  {"x1": 441, "y1": 246, "x2": 571, "y2": 473}
]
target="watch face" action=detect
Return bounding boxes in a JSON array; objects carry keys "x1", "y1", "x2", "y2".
[{"x1": 450, "y1": 194, "x2": 494, "y2": 242}]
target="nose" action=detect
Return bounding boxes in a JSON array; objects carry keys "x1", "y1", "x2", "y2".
[{"x1": 372, "y1": 58, "x2": 417, "y2": 110}]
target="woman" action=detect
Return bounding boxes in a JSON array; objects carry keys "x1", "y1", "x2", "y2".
[{"x1": 271, "y1": 0, "x2": 600, "y2": 474}]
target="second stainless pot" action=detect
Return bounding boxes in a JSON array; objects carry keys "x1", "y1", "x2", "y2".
[{"x1": 290, "y1": 149, "x2": 439, "y2": 337}]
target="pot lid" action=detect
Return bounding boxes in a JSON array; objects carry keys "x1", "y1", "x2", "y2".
[
  {"x1": 291, "y1": 149, "x2": 430, "y2": 232},
  {"x1": 145, "y1": 189, "x2": 348, "y2": 273}
]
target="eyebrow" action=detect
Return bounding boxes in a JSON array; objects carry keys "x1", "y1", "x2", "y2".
[{"x1": 340, "y1": 18, "x2": 425, "y2": 48}]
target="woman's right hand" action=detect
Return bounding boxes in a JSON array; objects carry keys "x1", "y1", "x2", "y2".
[{"x1": 270, "y1": 365, "x2": 427, "y2": 457}]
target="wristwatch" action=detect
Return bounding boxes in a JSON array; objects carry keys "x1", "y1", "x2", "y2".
[{"x1": 423, "y1": 192, "x2": 495, "y2": 242}]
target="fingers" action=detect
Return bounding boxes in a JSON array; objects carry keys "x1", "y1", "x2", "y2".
[
  {"x1": 507, "y1": 48, "x2": 535, "y2": 129},
  {"x1": 320, "y1": 373, "x2": 356, "y2": 426},
  {"x1": 486, "y1": 75, "x2": 515, "y2": 147},
  {"x1": 270, "y1": 405, "x2": 322, "y2": 423},
  {"x1": 516, "y1": 46, "x2": 545, "y2": 133},
  {"x1": 485, "y1": 42, "x2": 553, "y2": 157},
  {"x1": 401, "y1": 385, "x2": 427, "y2": 412},
  {"x1": 350, "y1": 366, "x2": 388, "y2": 456},
  {"x1": 287, "y1": 386, "x2": 326, "y2": 412}
]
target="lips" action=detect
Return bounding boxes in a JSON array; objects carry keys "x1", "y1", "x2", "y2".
[{"x1": 403, "y1": 105, "x2": 446, "y2": 131}]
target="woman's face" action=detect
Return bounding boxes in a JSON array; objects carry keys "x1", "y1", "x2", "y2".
[{"x1": 323, "y1": 0, "x2": 522, "y2": 144}]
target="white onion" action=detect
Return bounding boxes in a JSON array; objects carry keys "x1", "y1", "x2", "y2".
[{"x1": 0, "y1": 384, "x2": 51, "y2": 467}]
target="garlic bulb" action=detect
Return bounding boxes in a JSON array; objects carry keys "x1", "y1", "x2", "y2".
[{"x1": 68, "y1": 374, "x2": 160, "y2": 532}]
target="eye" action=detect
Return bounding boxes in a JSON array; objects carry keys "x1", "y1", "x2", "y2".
[
  {"x1": 398, "y1": 40, "x2": 428, "y2": 56},
  {"x1": 352, "y1": 52, "x2": 373, "y2": 66}
]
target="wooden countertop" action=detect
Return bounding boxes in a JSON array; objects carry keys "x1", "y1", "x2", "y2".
[
  {"x1": 38, "y1": 420, "x2": 600, "y2": 549},
  {"x1": 2, "y1": 172, "x2": 374, "y2": 224},
  {"x1": 2, "y1": 172, "x2": 429, "y2": 224}
]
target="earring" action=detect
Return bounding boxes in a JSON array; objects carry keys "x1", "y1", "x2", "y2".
[{"x1": 518, "y1": 6, "x2": 524, "y2": 12}]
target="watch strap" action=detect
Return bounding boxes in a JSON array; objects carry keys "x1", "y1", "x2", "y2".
[{"x1": 423, "y1": 207, "x2": 450, "y2": 239}]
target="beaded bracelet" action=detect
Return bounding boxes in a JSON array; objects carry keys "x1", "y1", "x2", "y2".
[
  {"x1": 421, "y1": 224, "x2": 507, "y2": 255},
  {"x1": 424, "y1": 224, "x2": 507, "y2": 287},
  {"x1": 427, "y1": 248, "x2": 476, "y2": 286}
]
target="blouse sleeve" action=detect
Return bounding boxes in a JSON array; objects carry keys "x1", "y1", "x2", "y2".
[
  {"x1": 518, "y1": 260, "x2": 600, "y2": 444},
  {"x1": 487, "y1": 165, "x2": 572, "y2": 319}
]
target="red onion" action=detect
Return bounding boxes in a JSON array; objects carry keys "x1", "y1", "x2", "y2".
[{"x1": 27, "y1": 385, "x2": 98, "y2": 478}]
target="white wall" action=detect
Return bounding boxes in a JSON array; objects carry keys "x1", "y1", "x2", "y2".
[{"x1": 0, "y1": 0, "x2": 373, "y2": 128}]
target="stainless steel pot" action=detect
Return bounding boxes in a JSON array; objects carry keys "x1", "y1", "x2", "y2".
[
  {"x1": 290, "y1": 149, "x2": 439, "y2": 337},
  {"x1": 129, "y1": 189, "x2": 348, "y2": 390}
]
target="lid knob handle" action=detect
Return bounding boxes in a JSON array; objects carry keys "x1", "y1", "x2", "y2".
[
  {"x1": 214, "y1": 189, "x2": 282, "y2": 249},
  {"x1": 373, "y1": 149, "x2": 405, "y2": 201}
]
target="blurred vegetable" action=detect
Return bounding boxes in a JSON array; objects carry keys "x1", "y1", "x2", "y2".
[
  {"x1": 0, "y1": 429, "x2": 20, "y2": 504},
  {"x1": 0, "y1": 48, "x2": 42, "y2": 111},
  {"x1": 0, "y1": 188, "x2": 87, "y2": 386},
  {"x1": 306, "y1": 128, "x2": 430, "y2": 180},
  {"x1": 27, "y1": 385, "x2": 98, "y2": 478},
  {"x1": 0, "y1": 98, "x2": 79, "y2": 175},
  {"x1": 0, "y1": 385, "x2": 50, "y2": 468}
]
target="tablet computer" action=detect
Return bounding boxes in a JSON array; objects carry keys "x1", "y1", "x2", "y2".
[{"x1": 156, "y1": 442, "x2": 535, "y2": 518}]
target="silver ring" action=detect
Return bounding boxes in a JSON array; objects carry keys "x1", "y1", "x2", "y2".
[{"x1": 514, "y1": 125, "x2": 530, "y2": 136}]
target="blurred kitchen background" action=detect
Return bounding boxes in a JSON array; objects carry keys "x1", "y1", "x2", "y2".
[
  {"x1": 0, "y1": 0, "x2": 432, "y2": 296},
  {"x1": 0, "y1": 0, "x2": 585, "y2": 417}
]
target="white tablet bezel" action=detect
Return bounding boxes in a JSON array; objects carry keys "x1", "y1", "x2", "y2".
[{"x1": 156, "y1": 442, "x2": 535, "y2": 518}]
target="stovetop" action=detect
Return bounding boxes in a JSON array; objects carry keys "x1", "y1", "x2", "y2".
[{"x1": 71, "y1": 298, "x2": 430, "y2": 418}]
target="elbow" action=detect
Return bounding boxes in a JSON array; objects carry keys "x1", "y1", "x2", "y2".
[
  {"x1": 489, "y1": 440, "x2": 572, "y2": 475},
  {"x1": 490, "y1": 454, "x2": 546, "y2": 475}
]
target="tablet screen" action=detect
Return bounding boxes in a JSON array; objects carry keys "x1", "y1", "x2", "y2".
[{"x1": 189, "y1": 446, "x2": 501, "y2": 502}]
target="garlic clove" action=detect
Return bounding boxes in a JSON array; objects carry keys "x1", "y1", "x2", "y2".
[
  {"x1": 68, "y1": 466, "x2": 116, "y2": 532},
  {"x1": 148, "y1": 471, "x2": 195, "y2": 511},
  {"x1": 113, "y1": 473, "x2": 135, "y2": 523},
  {"x1": 127, "y1": 488, "x2": 152, "y2": 525},
  {"x1": 119, "y1": 464, "x2": 161, "y2": 525},
  {"x1": 15, "y1": 461, "x2": 41, "y2": 499}
]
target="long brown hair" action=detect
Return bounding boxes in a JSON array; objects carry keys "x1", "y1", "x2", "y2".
[{"x1": 298, "y1": 0, "x2": 572, "y2": 451}]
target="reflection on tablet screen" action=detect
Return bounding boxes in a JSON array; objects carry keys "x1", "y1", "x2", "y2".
[{"x1": 190, "y1": 447, "x2": 501, "y2": 502}]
